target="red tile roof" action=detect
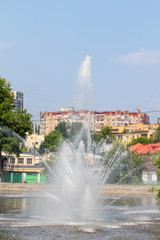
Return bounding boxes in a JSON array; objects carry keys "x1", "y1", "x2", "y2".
[{"x1": 130, "y1": 143, "x2": 160, "y2": 154}]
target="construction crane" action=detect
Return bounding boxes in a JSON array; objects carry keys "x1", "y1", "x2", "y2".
[{"x1": 136, "y1": 105, "x2": 141, "y2": 113}]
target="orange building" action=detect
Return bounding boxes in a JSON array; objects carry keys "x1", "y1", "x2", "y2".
[{"x1": 39, "y1": 108, "x2": 149, "y2": 135}]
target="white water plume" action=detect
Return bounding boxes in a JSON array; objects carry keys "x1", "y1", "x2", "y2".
[
  {"x1": 76, "y1": 55, "x2": 92, "y2": 111},
  {"x1": 44, "y1": 56, "x2": 105, "y2": 221},
  {"x1": 49, "y1": 140, "x2": 104, "y2": 221},
  {"x1": 44, "y1": 56, "x2": 107, "y2": 221}
]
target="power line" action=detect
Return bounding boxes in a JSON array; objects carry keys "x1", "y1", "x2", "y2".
[{"x1": 144, "y1": 110, "x2": 160, "y2": 113}]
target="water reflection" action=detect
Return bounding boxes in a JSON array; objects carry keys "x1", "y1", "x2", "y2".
[
  {"x1": 0, "y1": 193, "x2": 44, "y2": 214},
  {"x1": 0, "y1": 193, "x2": 159, "y2": 240},
  {"x1": 0, "y1": 193, "x2": 159, "y2": 214},
  {"x1": 0, "y1": 197, "x2": 23, "y2": 214},
  {"x1": 103, "y1": 195, "x2": 159, "y2": 207}
]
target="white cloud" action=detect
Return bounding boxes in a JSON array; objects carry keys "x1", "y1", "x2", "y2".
[
  {"x1": 110, "y1": 48, "x2": 160, "y2": 65},
  {"x1": 0, "y1": 41, "x2": 11, "y2": 50}
]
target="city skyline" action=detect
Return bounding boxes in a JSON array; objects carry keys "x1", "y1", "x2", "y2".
[
  {"x1": 39, "y1": 108, "x2": 150, "y2": 135},
  {"x1": 1, "y1": 1, "x2": 160, "y2": 123}
]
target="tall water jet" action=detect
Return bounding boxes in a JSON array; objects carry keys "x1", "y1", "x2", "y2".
[
  {"x1": 77, "y1": 55, "x2": 92, "y2": 111},
  {"x1": 76, "y1": 55, "x2": 92, "y2": 153},
  {"x1": 47, "y1": 55, "x2": 105, "y2": 222}
]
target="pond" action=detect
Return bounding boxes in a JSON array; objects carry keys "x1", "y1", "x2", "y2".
[{"x1": 0, "y1": 192, "x2": 160, "y2": 240}]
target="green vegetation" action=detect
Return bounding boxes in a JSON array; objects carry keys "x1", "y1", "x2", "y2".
[
  {"x1": 152, "y1": 153, "x2": 160, "y2": 199},
  {"x1": 68, "y1": 122, "x2": 84, "y2": 142},
  {"x1": 127, "y1": 136, "x2": 153, "y2": 147},
  {"x1": 152, "y1": 125, "x2": 160, "y2": 199},
  {"x1": 92, "y1": 126, "x2": 113, "y2": 144},
  {"x1": 154, "y1": 124, "x2": 160, "y2": 143},
  {"x1": 40, "y1": 123, "x2": 114, "y2": 155},
  {"x1": 98, "y1": 126, "x2": 113, "y2": 143},
  {"x1": 39, "y1": 131, "x2": 63, "y2": 153},
  {"x1": 153, "y1": 154, "x2": 160, "y2": 179},
  {"x1": 55, "y1": 121, "x2": 68, "y2": 139},
  {"x1": 40, "y1": 122, "x2": 88, "y2": 154},
  {"x1": 104, "y1": 141, "x2": 144, "y2": 184},
  {"x1": 0, "y1": 78, "x2": 33, "y2": 181}
]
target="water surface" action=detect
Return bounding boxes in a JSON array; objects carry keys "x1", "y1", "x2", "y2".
[{"x1": 0, "y1": 192, "x2": 160, "y2": 240}]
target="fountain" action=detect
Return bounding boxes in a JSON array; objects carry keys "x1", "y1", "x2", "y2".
[
  {"x1": 42, "y1": 55, "x2": 105, "y2": 222},
  {"x1": 46, "y1": 136, "x2": 105, "y2": 222},
  {"x1": 0, "y1": 56, "x2": 160, "y2": 239}
]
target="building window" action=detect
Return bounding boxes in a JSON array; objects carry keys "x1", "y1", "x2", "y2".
[
  {"x1": 10, "y1": 158, "x2": 15, "y2": 164},
  {"x1": 27, "y1": 158, "x2": 32, "y2": 164},
  {"x1": 18, "y1": 158, "x2": 24, "y2": 164}
]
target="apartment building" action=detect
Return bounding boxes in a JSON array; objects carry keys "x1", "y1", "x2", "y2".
[
  {"x1": 40, "y1": 109, "x2": 95, "y2": 135},
  {"x1": 25, "y1": 133, "x2": 45, "y2": 149},
  {"x1": 12, "y1": 91, "x2": 24, "y2": 111},
  {"x1": 112, "y1": 123, "x2": 158, "y2": 145},
  {"x1": 40, "y1": 108, "x2": 149, "y2": 135}
]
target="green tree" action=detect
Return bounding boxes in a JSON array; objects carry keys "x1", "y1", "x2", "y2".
[
  {"x1": 104, "y1": 141, "x2": 144, "y2": 184},
  {"x1": 153, "y1": 154, "x2": 160, "y2": 179},
  {"x1": 0, "y1": 78, "x2": 33, "y2": 181},
  {"x1": 68, "y1": 122, "x2": 83, "y2": 142},
  {"x1": 91, "y1": 132, "x2": 99, "y2": 144},
  {"x1": 55, "y1": 121, "x2": 68, "y2": 139},
  {"x1": 154, "y1": 124, "x2": 160, "y2": 143},
  {"x1": 39, "y1": 131, "x2": 63, "y2": 153},
  {"x1": 97, "y1": 126, "x2": 113, "y2": 144},
  {"x1": 152, "y1": 153, "x2": 160, "y2": 199},
  {"x1": 127, "y1": 136, "x2": 153, "y2": 148},
  {"x1": 67, "y1": 122, "x2": 89, "y2": 150}
]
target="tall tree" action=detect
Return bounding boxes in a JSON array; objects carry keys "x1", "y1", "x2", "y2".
[
  {"x1": 0, "y1": 78, "x2": 33, "y2": 181},
  {"x1": 68, "y1": 122, "x2": 83, "y2": 142},
  {"x1": 39, "y1": 131, "x2": 62, "y2": 153},
  {"x1": 91, "y1": 132, "x2": 99, "y2": 144},
  {"x1": 97, "y1": 126, "x2": 113, "y2": 144},
  {"x1": 55, "y1": 121, "x2": 68, "y2": 139}
]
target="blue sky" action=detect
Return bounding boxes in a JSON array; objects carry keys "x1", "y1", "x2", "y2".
[{"x1": 1, "y1": 0, "x2": 160, "y2": 123}]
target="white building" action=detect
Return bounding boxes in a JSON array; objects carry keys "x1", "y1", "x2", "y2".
[{"x1": 142, "y1": 157, "x2": 158, "y2": 183}]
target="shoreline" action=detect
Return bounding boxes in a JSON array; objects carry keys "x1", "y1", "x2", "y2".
[{"x1": 0, "y1": 183, "x2": 158, "y2": 196}]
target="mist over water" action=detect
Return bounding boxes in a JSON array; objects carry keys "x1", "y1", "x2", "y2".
[{"x1": 49, "y1": 141, "x2": 104, "y2": 222}]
